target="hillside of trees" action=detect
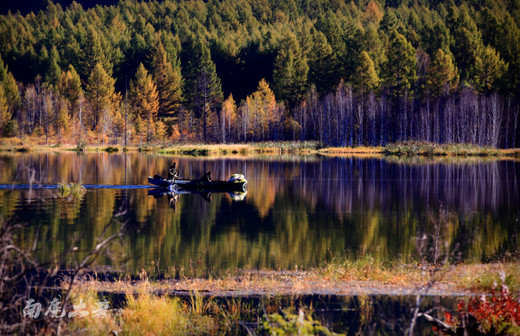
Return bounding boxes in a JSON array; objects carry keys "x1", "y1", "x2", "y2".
[{"x1": 0, "y1": 0, "x2": 519, "y2": 147}]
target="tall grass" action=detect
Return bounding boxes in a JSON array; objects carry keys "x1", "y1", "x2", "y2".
[
  {"x1": 384, "y1": 141, "x2": 504, "y2": 156},
  {"x1": 66, "y1": 281, "x2": 218, "y2": 336}
]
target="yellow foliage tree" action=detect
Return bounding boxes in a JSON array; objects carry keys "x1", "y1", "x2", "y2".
[
  {"x1": 220, "y1": 94, "x2": 236, "y2": 143},
  {"x1": 129, "y1": 63, "x2": 159, "y2": 143},
  {"x1": 364, "y1": 0, "x2": 383, "y2": 25},
  {"x1": 56, "y1": 97, "x2": 71, "y2": 143},
  {"x1": 85, "y1": 63, "x2": 118, "y2": 132},
  {"x1": 246, "y1": 79, "x2": 277, "y2": 141},
  {"x1": 0, "y1": 85, "x2": 9, "y2": 132},
  {"x1": 426, "y1": 49, "x2": 459, "y2": 97}
]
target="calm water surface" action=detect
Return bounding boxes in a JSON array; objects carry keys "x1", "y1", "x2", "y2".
[{"x1": 1, "y1": 152, "x2": 519, "y2": 274}]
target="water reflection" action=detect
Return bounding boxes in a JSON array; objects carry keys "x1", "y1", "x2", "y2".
[
  {"x1": 0, "y1": 153, "x2": 518, "y2": 274},
  {"x1": 147, "y1": 188, "x2": 248, "y2": 209}
]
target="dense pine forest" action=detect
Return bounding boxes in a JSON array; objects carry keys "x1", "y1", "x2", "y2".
[{"x1": 0, "y1": 0, "x2": 519, "y2": 147}]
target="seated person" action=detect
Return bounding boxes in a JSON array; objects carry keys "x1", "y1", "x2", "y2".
[
  {"x1": 167, "y1": 163, "x2": 180, "y2": 181},
  {"x1": 200, "y1": 171, "x2": 212, "y2": 182}
]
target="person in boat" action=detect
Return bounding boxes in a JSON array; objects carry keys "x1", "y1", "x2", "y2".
[
  {"x1": 200, "y1": 171, "x2": 212, "y2": 182},
  {"x1": 167, "y1": 163, "x2": 180, "y2": 181}
]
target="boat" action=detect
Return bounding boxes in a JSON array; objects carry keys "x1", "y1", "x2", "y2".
[{"x1": 148, "y1": 173, "x2": 247, "y2": 192}]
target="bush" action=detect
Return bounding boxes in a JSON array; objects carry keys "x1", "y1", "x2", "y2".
[
  {"x1": 260, "y1": 310, "x2": 342, "y2": 336},
  {"x1": 2, "y1": 119, "x2": 19, "y2": 137},
  {"x1": 58, "y1": 182, "x2": 87, "y2": 199}
]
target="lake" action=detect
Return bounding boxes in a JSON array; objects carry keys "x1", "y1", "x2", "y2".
[{"x1": 1, "y1": 152, "x2": 519, "y2": 275}]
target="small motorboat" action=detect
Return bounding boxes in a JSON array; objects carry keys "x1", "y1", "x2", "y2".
[{"x1": 148, "y1": 173, "x2": 247, "y2": 192}]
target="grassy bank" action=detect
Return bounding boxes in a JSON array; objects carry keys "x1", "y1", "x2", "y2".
[
  {"x1": 384, "y1": 141, "x2": 520, "y2": 157},
  {"x1": 58, "y1": 261, "x2": 519, "y2": 335},
  {"x1": 1, "y1": 137, "x2": 520, "y2": 157},
  {"x1": 65, "y1": 279, "x2": 338, "y2": 335},
  {"x1": 82, "y1": 261, "x2": 520, "y2": 297}
]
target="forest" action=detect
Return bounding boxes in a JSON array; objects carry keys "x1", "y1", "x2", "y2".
[{"x1": 0, "y1": 0, "x2": 519, "y2": 148}]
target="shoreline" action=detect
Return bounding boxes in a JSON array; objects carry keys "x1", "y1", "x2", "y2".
[
  {"x1": 1, "y1": 140, "x2": 520, "y2": 158},
  {"x1": 66, "y1": 262, "x2": 520, "y2": 298}
]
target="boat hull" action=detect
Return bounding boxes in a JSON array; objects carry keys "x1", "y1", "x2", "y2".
[{"x1": 148, "y1": 176, "x2": 247, "y2": 191}]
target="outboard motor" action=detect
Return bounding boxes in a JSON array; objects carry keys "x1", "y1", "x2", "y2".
[{"x1": 227, "y1": 174, "x2": 247, "y2": 184}]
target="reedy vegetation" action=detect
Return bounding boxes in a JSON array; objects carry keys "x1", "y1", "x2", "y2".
[{"x1": 0, "y1": 0, "x2": 519, "y2": 148}]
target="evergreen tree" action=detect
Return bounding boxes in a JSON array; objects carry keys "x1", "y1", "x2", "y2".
[
  {"x1": 0, "y1": 85, "x2": 9, "y2": 133},
  {"x1": 0, "y1": 56, "x2": 20, "y2": 133},
  {"x1": 79, "y1": 26, "x2": 112, "y2": 80},
  {"x1": 362, "y1": 24, "x2": 385, "y2": 73},
  {"x1": 474, "y1": 45, "x2": 508, "y2": 93},
  {"x1": 307, "y1": 29, "x2": 334, "y2": 94},
  {"x1": 448, "y1": 6, "x2": 483, "y2": 83},
  {"x1": 182, "y1": 36, "x2": 222, "y2": 141},
  {"x1": 0, "y1": 56, "x2": 21, "y2": 109},
  {"x1": 85, "y1": 63, "x2": 117, "y2": 131},
  {"x1": 380, "y1": 9, "x2": 399, "y2": 34},
  {"x1": 420, "y1": 22, "x2": 452, "y2": 57},
  {"x1": 57, "y1": 64, "x2": 83, "y2": 110},
  {"x1": 250, "y1": 78, "x2": 277, "y2": 140},
  {"x1": 129, "y1": 63, "x2": 159, "y2": 143},
  {"x1": 273, "y1": 32, "x2": 308, "y2": 108},
  {"x1": 315, "y1": 12, "x2": 346, "y2": 87},
  {"x1": 354, "y1": 51, "x2": 380, "y2": 93},
  {"x1": 55, "y1": 97, "x2": 71, "y2": 143},
  {"x1": 45, "y1": 46, "x2": 61, "y2": 87},
  {"x1": 426, "y1": 49, "x2": 459, "y2": 97},
  {"x1": 151, "y1": 41, "x2": 182, "y2": 117},
  {"x1": 382, "y1": 30, "x2": 417, "y2": 98}
]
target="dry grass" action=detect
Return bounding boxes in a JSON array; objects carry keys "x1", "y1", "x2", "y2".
[
  {"x1": 384, "y1": 141, "x2": 519, "y2": 157},
  {"x1": 2, "y1": 137, "x2": 519, "y2": 158},
  {"x1": 318, "y1": 146, "x2": 384, "y2": 155},
  {"x1": 62, "y1": 262, "x2": 520, "y2": 335},
  {"x1": 447, "y1": 263, "x2": 520, "y2": 293},
  {"x1": 79, "y1": 261, "x2": 520, "y2": 298},
  {"x1": 65, "y1": 280, "x2": 219, "y2": 336}
]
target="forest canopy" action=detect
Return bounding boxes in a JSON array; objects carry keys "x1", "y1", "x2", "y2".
[{"x1": 0, "y1": 0, "x2": 519, "y2": 147}]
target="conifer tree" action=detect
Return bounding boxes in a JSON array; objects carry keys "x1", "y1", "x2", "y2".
[
  {"x1": 57, "y1": 65, "x2": 83, "y2": 110},
  {"x1": 55, "y1": 97, "x2": 71, "y2": 143},
  {"x1": 474, "y1": 46, "x2": 508, "y2": 93},
  {"x1": 364, "y1": 0, "x2": 383, "y2": 25},
  {"x1": 382, "y1": 30, "x2": 417, "y2": 98},
  {"x1": 221, "y1": 94, "x2": 236, "y2": 143},
  {"x1": 448, "y1": 7, "x2": 483, "y2": 83},
  {"x1": 0, "y1": 85, "x2": 9, "y2": 134},
  {"x1": 0, "y1": 56, "x2": 21, "y2": 110},
  {"x1": 354, "y1": 51, "x2": 379, "y2": 93},
  {"x1": 362, "y1": 24, "x2": 384, "y2": 73},
  {"x1": 426, "y1": 49, "x2": 458, "y2": 97},
  {"x1": 315, "y1": 12, "x2": 345, "y2": 87},
  {"x1": 0, "y1": 56, "x2": 20, "y2": 133},
  {"x1": 183, "y1": 38, "x2": 222, "y2": 141},
  {"x1": 308, "y1": 29, "x2": 334, "y2": 94},
  {"x1": 273, "y1": 32, "x2": 308, "y2": 108},
  {"x1": 151, "y1": 41, "x2": 182, "y2": 117},
  {"x1": 45, "y1": 46, "x2": 61, "y2": 87},
  {"x1": 79, "y1": 26, "x2": 112, "y2": 80},
  {"x1": 85, "y1": 63, "x2": 117, "y2": 131},
  {"x1": 129, "y1": 63, "x2": 159, "y2": 143},
  {"x1": 251, "y1": 79, "x2": 277, "y2": 140}
]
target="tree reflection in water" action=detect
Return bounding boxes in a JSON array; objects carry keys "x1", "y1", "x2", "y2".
[{"x1": 0, "y1": 153, "x2": 518, "y2": 275}]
